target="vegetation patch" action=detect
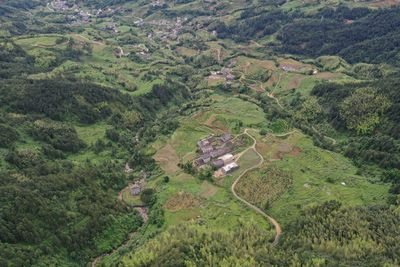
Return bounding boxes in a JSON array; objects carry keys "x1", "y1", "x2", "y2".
[
  {"x1": 153, "y1": 144, "x2": 180, "y2": 174},
  {"x1": 270, "y1": 135, "x2": 389, "y2": 224},
  {"x1": 236, "y1": 164, "x2": 293, "y2": 209},
  {"x1": 164, "y1": 192, "x2": 201, "y2": 211}
]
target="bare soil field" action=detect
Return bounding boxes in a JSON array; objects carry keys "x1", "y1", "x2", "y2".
[
  {"x1": 164, "y1": 192, "x2": 201, "y2": 211},
  {"x1": 153, "y1": 144, "x2": 180, "y2": 174}
]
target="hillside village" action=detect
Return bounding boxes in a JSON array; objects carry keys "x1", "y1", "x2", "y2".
[{"x1": 194, "y1": 133, "x2": 239, "y2": 176}]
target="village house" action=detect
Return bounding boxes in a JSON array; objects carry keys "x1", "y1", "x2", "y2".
[
  {"x1": 210, "y1": 146, "x2": 230, "y2": 158},
  {"x1": 222, "y1": 162, "x2": 239, "y2": 174},
  {"x1": 226, "y1": 73, "x2": 235, "y2": 81},
  {"x1": 194, "y1": 153, "x2": 211, "y2": 167},
  {"x1": 194, "y1": 158, "x2": 205, "y2": 167},
  {"x1": 104, "y1": 23, "x2": 118, "y2": 33},
  {"x1": 211, "y1": 159, "x2": 224, "y2": 168},
  {"x1": 218, "y1": 153, "x2": 234, "y2": 165},
  {"x1": 130, "y1": 184, "x2": 141, "y2": 196},
  {"x1": 281, "y1": 65, "x2": 297, "y2": 72},
  {"x1": 130, "y1": 179, "x2": 146, "y2": 196},
  {"x1": 200, "y1": 145, "x2": 214, "y2": 154},
  {"x1": 220, "y1": 133, "x2": 232, "y2": 143},
  {"x1": 197, "y1": 135, "x2": 213, "y2": 147}
]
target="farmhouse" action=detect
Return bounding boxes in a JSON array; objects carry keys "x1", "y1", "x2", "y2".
[
  {"x1": 219, "y1": 153, "x2": 234, "y2": 164},
  {"x1": 226, "y1": 73, "x2": 235, "y2": 81},
  {"x1": 197, "y1": 135, "x2": 214, "y2": 147},
  {"x1": 222, "y1": 162, "x2": 239, "y2": 174},
  {"x1": 201, "y1": 145, "x2": 214, "y2": 154},
  {"x1": 220, "y1": 133, "x2": 232, "y2": 143},
  {"x1": 194, "y1": 158, "x2": 205, "y2": 167},
  {"x1": 129, "y1": 178, "x2": 147, "y2": 196},
  {"x1": 210, "y1": 146, "x2": 230, "y2": 158},
  {"x1": 211, "y1": 159, "x2": 224, "y2": 168},
  {"x1": 281, "y1": 65, "x2": 297, "y2": 72},
  {"x1": 130, "y1": 184, "x2": 141, "y2": 196}
]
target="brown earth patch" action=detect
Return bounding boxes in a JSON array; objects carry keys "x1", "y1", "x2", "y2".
[
  {"x1": 289, "y1": 146, "x2": 302, "y2": 157},
  {"x1": 370, "y1": 0, "x2": 400, "y2": 7},
  {"x1": 273, "y1": 143, "x2": 294, "y2": 160},
  {"x1": 280, "y1": 63, "x2": 301, "y2": 71},
  {"x1": 278, "y1": 143, "x2": 292, "y2": 153},
  {"x1": 176, "y1": 46, "x2": 198, "y2": 57},
  {"x1": 235, "y1": 57, "x2": 277, "y2": 73},
  {"x1": 204, "y1": 114, "x2": 229, "y2": 133},
  {"x1": 287, "y1": 75, "x2": 304, "y2": 89},
  {"x1": 250, "y1": 83, "x2": 265, "y2": 92},
  {"x1": 207, "y1": 76, "x2": 225, "y2": 86},
  {"x1": 266, "y1": 72, "x2": 280, "y2": 88},
  {"x1": 153, "y1": 144, "x2": 180, "y2": 174},
  {"x1": 175, "y1": 173, "x2": 196, "y2": 182},
  {"x1": 315, "y1": 72, "x2": 342, "y2": 79},
  {"x1": 255, "y1": 141, "x2": 271, "y2": 159},
  {"x1": 249, "y1": 59, "x2": 276, "y2": 71},
  {"x1": 164, "y1": 192, "x2": 200, "y2": 211},
  {"x1": 278, "y1": 58, "x2": 311, "y2": 69},
  {"x1": 200, "y1": 181, "x2": 218, "y2": 198}
]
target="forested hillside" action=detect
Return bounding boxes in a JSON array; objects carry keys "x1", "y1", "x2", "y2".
[
  {"x1": 121, "y1": 201, "x2": 400, "y2": 266},
  {"x1": 1, "y1": 0, "x2": 400, "y2": 266},
  {"x1": 0, "y1": 35, "x2": 190, "y2": 266},
  {"x1": 213, "y1": 5, "x2": 400, "y2": 66}
]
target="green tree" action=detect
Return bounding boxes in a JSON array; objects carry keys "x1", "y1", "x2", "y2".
[
  {"x1": 339, "y1": 88, "x2": 391, "y2": 134},
  {"x1": 140, "y1": 189, "x2": 156, "y2": 206},
  {"x1": 294, "y1": 96, "x2": 322, "y2": 123},
  {"x1": 0, "y1": 123, "x2": 19, "y2": 148},
  {"x1": 163, "y1": 176, "x2": 170, "y2": 183},
  {"x1": 82, "y1": 42, "x2": 93, "y2": 55}
]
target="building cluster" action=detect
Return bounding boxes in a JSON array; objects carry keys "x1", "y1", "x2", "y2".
[
  {"x1": 48, "y1": 0, "x2": 123, "y2": 24},
  {"x1": 151, "y1": 0, "x2": 165, "y2": 7},
  {"x1": 209, "y1": 67, "x2": 235, "y2": 84},
  {"x1": 195, "y1": 133, "x2": 239, "y2": 175},
  {"x1": 280, "y1": 64, "x2": 297, "y2": 72},
  {"x1": 143, "y1": 17, "x2": 187, "y2": 41},
  {"x1": 103, "y1": 23, "x2": 119, "y2": 33}
]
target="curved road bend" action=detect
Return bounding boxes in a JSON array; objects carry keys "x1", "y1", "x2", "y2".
[{"x1": 231, "y1": 129, "x2": 282, "y2": 246}]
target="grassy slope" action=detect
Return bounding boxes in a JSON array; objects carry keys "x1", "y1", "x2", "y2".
[{"x1": 268, "y1": 134, "x2": 388, "y2": 224}]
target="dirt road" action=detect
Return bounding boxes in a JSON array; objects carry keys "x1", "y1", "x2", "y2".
[{"x1": 232, "y1": 129, "x2": 282, "y2": 246}]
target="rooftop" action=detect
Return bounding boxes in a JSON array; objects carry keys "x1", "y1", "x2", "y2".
[{"x1": 222, "y1": 162, "x2": 239, "y2": 173}]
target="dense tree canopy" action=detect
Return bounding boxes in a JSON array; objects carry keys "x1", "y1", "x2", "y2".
[{"x1": 339, "y1": 88, "x2": 391, "y2": 134}]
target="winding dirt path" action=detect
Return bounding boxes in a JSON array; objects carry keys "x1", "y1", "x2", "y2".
[
  {"x1": 231, "y1": 129, "x2": 282, "y2": 246},
  {"x1": 265, "y1": 77, "x2": 337, "y2": 145},
  {"x1": 311, "y1": 126, "x2": 337, "y2": 145},
  {"x1": 216, "y1": 48, "x2": 222, "y2": 63},
  {"x1": 267, "y1": 73, "x2": 283, "y2": 108},
  {"x1": 74, "y1": 34, "x2": 105, "y2": 46},
  {"x1": 271, "y1": 130, "x2": 298, "y2": 138}
]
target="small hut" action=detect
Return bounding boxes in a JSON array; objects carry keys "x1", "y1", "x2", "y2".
[{"x1": 130, "y1": 184, "x2": 141, "y2": 196}]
